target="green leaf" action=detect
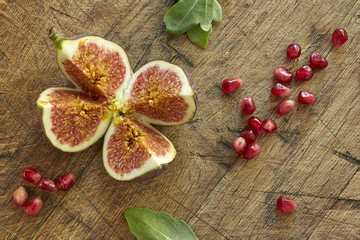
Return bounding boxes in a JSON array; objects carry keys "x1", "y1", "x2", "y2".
[
  {"x1": 186, "y1": 24, "x2": 212, "y2": 49},
  {"x1": 212, "y1": 0, "x2": 222, "y2": 23},
  {"x1": 164, "y1": 0, "x2": 222, "y2": 35},
  {"x1": 125, "y1": 208, "x2": 198, "y2": 240}
]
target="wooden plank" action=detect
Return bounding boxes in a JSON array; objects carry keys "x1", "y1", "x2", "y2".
[{"x1": 0, "y1": 0, "x2": 359, "y2": 239}]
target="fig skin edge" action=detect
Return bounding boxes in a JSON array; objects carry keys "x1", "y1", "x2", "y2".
[
  {"x1": 129, "y1": 164, "x2": 170, "y2": 182},
  {"x1": 183, "y1": 69, "x2": 198, "y2": 111},
  {"x1": 46, "y1": 27, "x2": 197, "y2": 181}
]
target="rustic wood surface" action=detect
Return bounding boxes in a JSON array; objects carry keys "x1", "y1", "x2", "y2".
[{"x1": 1, "y1": 0, "x2": 359, "y2": 239}]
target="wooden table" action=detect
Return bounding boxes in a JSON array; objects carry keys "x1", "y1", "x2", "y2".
[{"x1": 1, "y1": 0, "x2": 359, "y2": 239}]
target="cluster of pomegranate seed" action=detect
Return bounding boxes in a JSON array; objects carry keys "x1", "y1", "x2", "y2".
[
  {"x1": 232, "y1": 114, "x2": 278, "y2": 160},
  {"x1": 273, "y1": 47, "x2": 328, "y2": 115},
  {"x1": 13, "y1": 167, "x2": 75, "y2": 217},
  {"x1": 224, "y1": 28, "x2": 348, "y2": 213},
  {"x1": 274, "y1": 29, "x2": 347, "y2": 116},
  {"x1": 275, "y1": 29, "x2": 347, "y2": 212}
]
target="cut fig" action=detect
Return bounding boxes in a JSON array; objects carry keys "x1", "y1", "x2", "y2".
[
  {"x1": 125, "y1": 61, "x2": 197, "y2": 125},
  {"x1": 37, "y1": 88, "x2": 112, "y2": 152},
  {"x1": 37, "y1": 28, "x2": 197, "y2": 181},
  {"x1": 49, "y1": 28, "x2": 132, "y2": 102},
  {"x1": 103, "y1": 115, "x2": 176, "y2": 181}
]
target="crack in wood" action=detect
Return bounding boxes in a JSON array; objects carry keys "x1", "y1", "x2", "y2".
[
  {"x1": 60, "y1": 207, "x2": 93, "y2": 231},
  {"x1": 0, "y1": 149, "x2": 19, "y2": 159},
  {"x1": 275, "y1": 129, "x2": 300, "y2": 143},
  {"x1": 74, "y1": 186, "x2": 120, "y2": 236},
  {"x1": 332, "y1": 150, "x2": 360, "y2": 166},
  {"x1": 218, "y1": 161, "x2": 232, "y2": 170},
  {"x1": 160, "y1": 39, "x2": 194, "y2": 67},
  {"x1": 0, "y1": 225, "x2": 26, "y2": 240},
  {"x1": 49, "y1": 6, "x2": 78, "y2": 20}
]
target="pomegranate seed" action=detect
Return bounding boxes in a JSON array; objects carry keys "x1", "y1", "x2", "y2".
[
  {"x1": 298, "y1": 91, "x2": 316, "y2": 104},
  {"x1": 22, "y1": 167, "x2": 41, "y2": 184},
  {"x1": 332, "y1": 28, "x2": 348, "y2": 47},
  {"x1": 248, "y1": 116, "x2": 263, "y2": 136},
  {"x1": 24, "y1": 197, "x2": 43, "y2": 217},
  {"x1": 56, "y1": 173, "x2": 76, "y2": 191},
  {"x1": 38, "y1": 177, "x2": 58, "y2": 191},
  {"x1": 241, "y1": 97, "x2": 256, "y2": 115},
  {"x1": 271, "y1": 83, "x2": 291, "y2": 98},
  {"x1": 273, "y1": 67, "x2": 293, "y2": 84},
  {"x1": 262, "y1": 119, "x2": 278, "y2": 134},
  {"x1": 222, "y1": 78, "x2": 243, "y2": 94},
  {"x1": 295, "y1": 65, "x2": 314, "y2": 81},
  {"x1": 309, "y1": 53, "x2": 328, "y2": 69},
  {"x1": 276, "y1": 100, "x2": 295, "y2": 115},
  {"x1": 243, "y1": 142, "x2": 261, "y2": 160},
  {"x1": 232, "y1": 137, "x2": 247, "y2": 154},
  {"x1": 277, "y1": 196, "x2": 297, "y2": 213},
  {"x1": 239, "y1": 128, "x2": 256, "y2": 144},
  {"x1": 13, "y1": 186, "x2": 28, "y2": 207},
  {"x1": 286, "y1": 44, "x2": 301, "y2": 59}
]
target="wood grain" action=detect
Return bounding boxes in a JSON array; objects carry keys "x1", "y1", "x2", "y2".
[{"x1": 0, "y1": 0, "x2": 359, "y2": 239}]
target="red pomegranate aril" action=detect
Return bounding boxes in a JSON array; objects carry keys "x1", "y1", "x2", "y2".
[
  {"x1": 277, "y1": 196, "x2": 297, "y2": 213},
  {"x1": 274, "y1": 67, "x2": 293, "y2": 84},
  {"x1": 295, "y1": 65, "x2": 314, "y2": 81},
  {"x1": 22, "y1": 167, "x2": 41, "y2": 184},
  {"x1": 243, "y1": 142, "x2": 261, "y2": 160},
  {"x1": 271, "y1": 83, "x2": 291, "y2": 98},
  {"x1": 24, "y1": 197, "x2": 43, "y2": 217},
  {"x1": 287, "y1": 44, "x2": 301, "y2": 59},
  {"x1": 239, "y1": 128, "x2": 256, "y2": 144},
  {"x1": 222, "y1": 78, "x2": 243, "y2": 94},
  {"x1": 13, "y1": 186, "x2": 28, "y2": 207},
  {"x1": 248, "y1": 116, "x2": 263, "y2": 136},
  {"x1": 276, "y1": 100, "x2": 295, "y2": 115},
  {"x1": 262, "y1": 119, "x2": 278, "y2": 134},
  {"x1": 309, "y1": 53, "x2": 328, "y2": 69},
  {"x1": 332, "y1": 28, "x2": 348, "y2": 47},
  {"x1": 232, "y1": 137, "x2": 247, "y2": 154},
  {"x1": 241, "y1": 97, "x2": 256, "y2": 115},
  {"x1": 298, "y1": 91, "x2": 316, "y2": 104},
  {"x1": 38, "y1": 177, "x2": 58, "y2": 191},
  {"x1": 56, "y1": 173, "x2": 76, "y2": 191}
]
